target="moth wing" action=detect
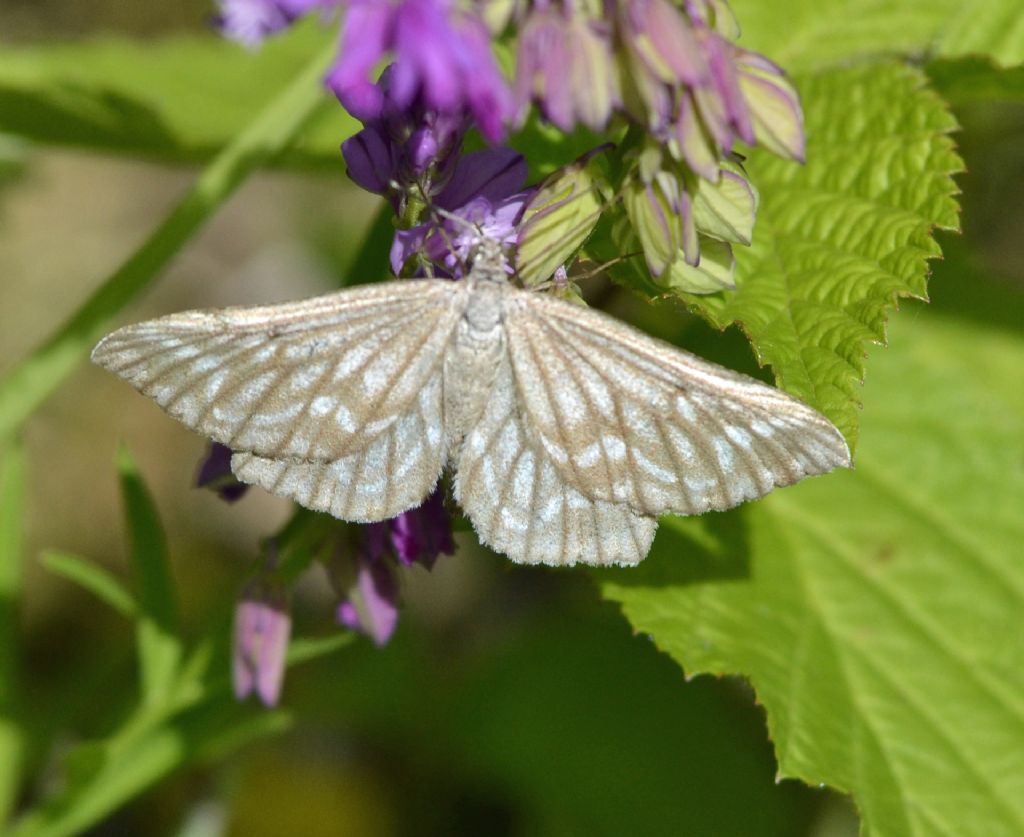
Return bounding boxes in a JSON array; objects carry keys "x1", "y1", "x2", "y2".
[
  {"x1": 454, "y1": 355, "x2": 657, "y2": 566},
  {"x1": 504, "y1": 290, "x2": 850, "y2": 516},
  {"x1": 92, "y1": 280, "x2": 464, "y2": 462},
  {"x1": 230, "y1": 365, "x2": 446, "y2": 521}
]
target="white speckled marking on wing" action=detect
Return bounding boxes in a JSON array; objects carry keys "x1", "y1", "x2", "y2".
[{"x1": 230, "y1": 372, "x2": 446, "y2": 522}]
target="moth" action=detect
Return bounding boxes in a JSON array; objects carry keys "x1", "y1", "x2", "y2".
[{"x1": 92, "y1": 240, "x2": 850, "y2": 566}]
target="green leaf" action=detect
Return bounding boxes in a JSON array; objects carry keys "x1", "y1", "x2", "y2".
[
  {"x1": 927, "y1": 56, "x2": 1024, "y2": 104},
  {"x1": 0, "y1": 41, "x2": 337, "y2": 445},
  {"x1": 10, "y1": 701, "x2": 291, "y2": 837},
  {"x1": 0, "y1": 442, "x2": 27, "y2": 823},
  {"x1": 40, "y1": 550, "x2": 138, "y2": 618},
  {"x1": 286, "y1": 633, "x2": 355, "y2": 666},
  {"x1": 683, "y1": 63, "x2": 962, "y2": 447},
  {"x1": 116, "y1": 447, "x2": 182, "y2": 708},
  {"x1": 599, "y1": 306, "x2": 1024, "y2": 837},
  {"x1": 933, "y1": 1, "x2": 1024, "y2": 66},
  {"x1": 730, "y1": 0, "x2": 1024, "y2": 72},
  {"x1": 0, "y1": 21, "x2": 354, "y2": 165}
]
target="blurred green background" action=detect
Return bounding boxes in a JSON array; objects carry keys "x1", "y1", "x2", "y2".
[{"x1": 2, "y1": 4, "x2": 1021, "y2": 836}]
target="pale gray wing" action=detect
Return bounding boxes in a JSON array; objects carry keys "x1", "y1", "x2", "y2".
[
  {"x1": 92, "y1": 280, "x2": 464, "y2": 462},
  {"x1": 454, "y1": 355, "x2": 657, "y2": 567},
  {"x1": 230, "y1": 369, "x2": 445, "y2": 522},
  {"x1": 503, "y1": 289, "x2": 851, "y2": 517}
]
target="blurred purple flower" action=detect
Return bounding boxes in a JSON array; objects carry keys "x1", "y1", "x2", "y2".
[
  {"x1": 218, "y1": 0, "x2": 510, "y2": 142},
  {"x1": 216, "y1": 0, "x2": 335, "y2": 47},
  {"x1": 515, "y1": 6, "x2": 618, "y2": 131},
  {"x1": 233, "y1": 577, "x2": 291, "y2": 706},
  {"x1": 683, "y1": 0, "x2": 740, "y2": 37},
  {"x1": 196, "y1": 442, "x2": 249, "y2": 503},
  {"x1": 620, "y1": 0, "x2": 707, "y2": 90},
  {"x1": 216, "y1": 0, "x2": 297, "y2": 47},
  {"x1": 328, "y1": 0, "x2": 512, "y2": 142}
]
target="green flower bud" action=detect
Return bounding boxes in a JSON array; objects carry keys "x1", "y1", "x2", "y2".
[
  {"x1": 663, "y1": 235, "x2": 736, "y2": 293},
  {"x1": 692, "y1": 161, "x2": 759, "y2": 245},
  {"x1": 517, "y1": 151, "x2": 610, "y2": 287},
  {"x1": 736, "y1": 53, "x2": 805, "y2": 161}
]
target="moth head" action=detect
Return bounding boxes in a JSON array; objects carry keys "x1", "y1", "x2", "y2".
[{"x1": 466, "y1": 233, "x2": 511, "y2": 282}]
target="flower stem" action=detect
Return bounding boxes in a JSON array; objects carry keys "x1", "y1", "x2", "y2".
[
  {"x1": 0, "y1": 41, "x2": 338, "y2": 444},
  {"x1": 0, "y1": 442, "x2": 27, "y2": 824}
]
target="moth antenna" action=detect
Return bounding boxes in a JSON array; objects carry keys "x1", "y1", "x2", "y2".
[
  {"x1": 572, "y1": 252, "x2": 644, "y2": 282},
  {"x1": 533, "y1": 253, "x2": 645, "y2": 290},
  {"x1": 411, "y1": 180, "x2": 472, "y2": 277}
]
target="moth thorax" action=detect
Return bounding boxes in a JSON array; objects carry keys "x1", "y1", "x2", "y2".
[{"x1": 463, "y1": 281, "x2": 503, "y2": 334}]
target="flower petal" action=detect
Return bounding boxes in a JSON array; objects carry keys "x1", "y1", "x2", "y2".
[
  {"x1": 342, "y1": 123, "x2": 398, "y2": 194},
  {"x1": 436, "y1": 148, "x2": 527, "y2": 209}
]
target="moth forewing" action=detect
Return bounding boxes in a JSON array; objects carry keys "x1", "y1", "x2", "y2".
[{"x1": 90, "y1": 280, "x2": 465, "y2": 463}]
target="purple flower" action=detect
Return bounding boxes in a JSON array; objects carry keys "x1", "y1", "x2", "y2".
[
  {"x1": 683, "y1": 0, "x2": 740, "y2": 37},
  {"x1": 341, "y1": 69, "x2": 470, "y2": 207},
  {"x1": 391, "y1": 191, "x2": 530, "y2": 277},
  {"x1": 389, "y1": 147, "x2": 530, "y2": 275},
  {"x1": 366, "y1": 488, "x2": 457, "y2": 569},
  {"x1": 216, "y1": 0, "x2": 297, "y2": 47},
  {"x1": 328, "y1": 0, "x2": 513, "y2": 142},
  {"x1": 196, "y1": 442, "x2": 249, "y2": 503},
  {"x1": 332, "y1": 488, "x2": 455, "y2": 645},
  {"x1": 670, "y1": 91, "x2": 719, "y2": 181},
  {"x1": 693, "y1": 26, "x2": 754, "y2": 152},
  {"x1": 620, "y1": 0, "x2": 707, "y2": 90},
  {"x1": 388, "y1": 488, "x2": 455, "y2": 568},
  {"x1": 336, "y1": 556, "x2": 400, "y2": 646},
  {"x1": 215, "y1": 0, "x2": 334, "y2": 47},
  {"x1": 735, "y1": 51, "x2": 805, "y2": 162},
  {"x1": 342, "y1": 122, "x2": 399, "y2": 195},
  {"x1": 233, "y1": 578, "x2": 291, "y2": 706},
  {"x1": 217, "y1": 0, "x2": 510, "y2": 144}
]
